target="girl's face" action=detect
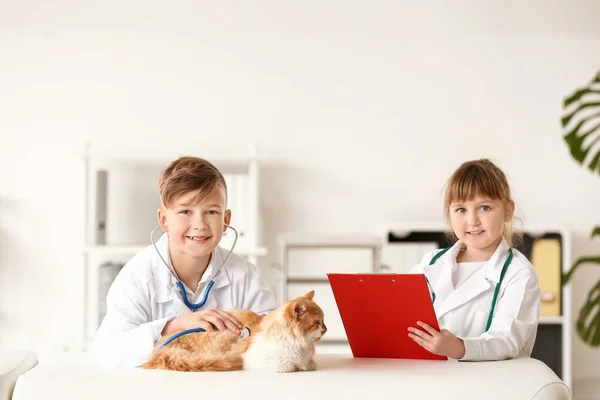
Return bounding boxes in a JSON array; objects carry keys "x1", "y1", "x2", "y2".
[{"x1": 449, "y1": 194, "x2": 514, "y2": 256}]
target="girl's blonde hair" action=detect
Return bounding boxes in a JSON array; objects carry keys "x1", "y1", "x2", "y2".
[{"x1": 443, "y1": 159, "x2": 520, "y2": 247}]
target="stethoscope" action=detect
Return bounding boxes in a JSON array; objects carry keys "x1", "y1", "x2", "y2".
[
  {"x1": 150, "y1": 223, "x2": 239, "y2": 312},
  {"x1": 150, "y1": 223, "x2": 250, "y2": 352},
  {"x1": 425, "y1": 247, "x2": 513, "y2": 332}
]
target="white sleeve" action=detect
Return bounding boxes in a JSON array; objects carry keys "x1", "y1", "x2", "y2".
[
  {"x1": 459, "y1": 269, "x2": 540, "y2": 361},
  {"x1": 242, "y1": 265, "x2": 278, "y2": 315},
  {"x1": 90, "y1": 272, "x2": 171, "y2": 368}
]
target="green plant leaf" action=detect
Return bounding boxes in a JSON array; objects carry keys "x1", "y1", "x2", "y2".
[
  {"x1": 575, "y1": 280, "x2": 600, "y2": 346},
  {"x1": 590, "y1": 151, "x2": 600, "y2": 172},
  {"x1": 563, "y1": 71, "x2": 600, "y2": 107},
  {"x1": 562, "y1": 71, "x2": 600, "y2": 348},
  {"x1": 562, "y1": 114, "x2": 600, "y2": 164},
  {"x1": 563, "y1": 256, "x2": 600, "y2": 284},
  {"x1": 561, "y1": 105, "x2": 600, "y2": 128},
  {"x1": 562, "y1": 70, "x2": 600, "y2": 174}
]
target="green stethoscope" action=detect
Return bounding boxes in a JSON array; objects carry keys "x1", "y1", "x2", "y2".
[{"x1": 425, "y1": 247, "x2": 513, "y2": 332}]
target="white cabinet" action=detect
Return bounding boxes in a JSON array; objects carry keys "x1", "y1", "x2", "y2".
[
  {"x1": 276, "y1": 233, "x2": 382, "y2": 352},
  {"x1": 79, "y1": 143, "x2": 266, "y2": 348}
]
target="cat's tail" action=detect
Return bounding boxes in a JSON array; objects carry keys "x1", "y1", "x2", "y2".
[{"x1": 141, "y1": 348, "x2": 243, "y2": 372}]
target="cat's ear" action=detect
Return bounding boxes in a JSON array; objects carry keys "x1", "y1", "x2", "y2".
[
  {"x1": 293, "y1": 300, "x2": 308, "y2": 317},
  {"x1": 302, "y1": 290, "x2": 315, "y2": 300}
]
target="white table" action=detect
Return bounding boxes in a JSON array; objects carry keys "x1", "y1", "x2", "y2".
[{"x1": 11, "y1": 353, "x2": 570, "y2": 400}]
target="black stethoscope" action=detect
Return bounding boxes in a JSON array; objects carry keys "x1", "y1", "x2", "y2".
[{"x1": 425, "y1": 247, "x2": 513, "y2": 332}]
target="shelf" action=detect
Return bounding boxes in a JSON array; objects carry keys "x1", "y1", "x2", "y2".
[
  {"x1": 84, "y1": 245, "x2": 147, "y2": 254},
  {"x1": 84, "y1": 245, "x2": 268, "y2": 257},
  {"x1": 278, "y1": 233, "x2": 382, "y2": 249},
  {"x1": 317, "y1": 338, "x2": 351, "y2": 345},
  {"x1": 82, "y1": 143, "x2": 267, "y2": 354},
  {"x1": 539, "y1": 316, "x2": 564, "y2": 325},
  {"x1": 84, "y1": 144, "x2": 258, "y2": 175},
  {"x1": 286, "y1": 277, "x2": 331, "y2": 284}
]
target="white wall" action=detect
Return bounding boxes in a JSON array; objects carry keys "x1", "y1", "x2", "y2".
[{"x1": 1, "y1": 0, "x2": 600, "y2": 386}]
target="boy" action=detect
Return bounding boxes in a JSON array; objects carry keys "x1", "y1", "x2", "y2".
[{"x1": 91, "y1": 156, "x2": 277, "y2": 367}]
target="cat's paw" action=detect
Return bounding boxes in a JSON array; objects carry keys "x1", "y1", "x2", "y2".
[
  {"x1": 299, "y1": 359, "x2": 317, "y2": 371},
  {"x1": 274, "y1": 360, "x2": 297, "y2": 373},
  {"x1": 249, "y1": 359, "x2": 297, "y2": 373}
]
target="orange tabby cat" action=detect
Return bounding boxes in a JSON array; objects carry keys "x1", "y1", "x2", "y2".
[{"x1": 141, "y1": 290, "x2": 327, "y2": 372}]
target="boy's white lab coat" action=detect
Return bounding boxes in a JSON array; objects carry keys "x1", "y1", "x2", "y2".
[
  {"x1": 90, "y1": 233, "x2": 277, "y2": 368},
  {"x1": 410, "y1": 238, "x2": 540, "y2": 361}
]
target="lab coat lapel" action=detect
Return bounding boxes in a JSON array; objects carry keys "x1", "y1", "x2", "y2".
[
  {"x1": 428, "y1": 241, "x2": 461, "y2": 317},
  {"x1": 436, "y1": 238, "x2": 511, "y2": 319},
  {"x1": 152, "y1": 233, "x2": 179, "y2": 304},
  {"x1": 205, "y1": 246, "x2": 231, "y2": 290},
  {"x1": 436, "y1": 268, "x2": 491, "y2": 319},
  {"x1": 484, "y1": 237, "x2": 510, "y2": 284}
]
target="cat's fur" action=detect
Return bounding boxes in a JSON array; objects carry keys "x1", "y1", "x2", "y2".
[{"x1": 141, "y1": 290, "x2": 327, "y2": 372}]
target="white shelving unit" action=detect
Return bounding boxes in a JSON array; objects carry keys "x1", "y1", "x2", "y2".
[
  {"x1": 376, "y1": 220, "x2": 572, "y2": 391},
  {"x1": 77, "y1": 143, "x2": 266, "y2": 349}
]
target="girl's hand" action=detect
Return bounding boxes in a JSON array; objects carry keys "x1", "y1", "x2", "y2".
[{"x1": 408, "y1": 321, "x2": 466, "y2": 359}]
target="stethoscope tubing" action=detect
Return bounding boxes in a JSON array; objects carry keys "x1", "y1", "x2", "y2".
[{"x1": 150, "y1": 223, "x2": 238, "y2": 312}]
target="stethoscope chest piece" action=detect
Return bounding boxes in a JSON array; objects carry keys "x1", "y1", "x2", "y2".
[{"x1": 238, "y1": 327, "x2": 251, "y2": 339}]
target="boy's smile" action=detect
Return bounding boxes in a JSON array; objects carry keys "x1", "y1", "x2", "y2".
[{"x1": 186, "y1": 235, "x2": 211, "y2": 243}]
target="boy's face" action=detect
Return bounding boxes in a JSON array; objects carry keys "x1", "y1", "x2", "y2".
[{"x1": 157, "y1": 185, "x2": 231, "y2": 260}]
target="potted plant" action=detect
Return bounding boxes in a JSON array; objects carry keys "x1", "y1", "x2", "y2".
[{"x1": 562, "y1": 70, "x2": 600, "y2": 346}]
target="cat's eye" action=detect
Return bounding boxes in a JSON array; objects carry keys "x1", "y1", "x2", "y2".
[{"x1": 315, "y1": 321, "x2": 321, "y2": 327}]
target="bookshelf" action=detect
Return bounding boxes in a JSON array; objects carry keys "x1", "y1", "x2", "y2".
[{"x1": 78, "y1": 143, "x2": 266, "y2": 349}]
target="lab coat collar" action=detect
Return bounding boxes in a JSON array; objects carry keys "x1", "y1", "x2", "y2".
[
  {"x1": 484, "y1": 237, "x2": 511, "y2": 283},
  {"x1": 153, "y1": 233, "x2": 231, "y2": 303},
  {"x1": 429, "y1": 237, "x2": 512, "y2": 319}
]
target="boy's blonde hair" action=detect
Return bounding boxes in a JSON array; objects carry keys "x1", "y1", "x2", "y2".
[
  {"x1": 443, "y1": 159, "x2": 519, "y2": 246},
  {"x1": 159, "y1": 156, "x2": 227, "y2": 208}
]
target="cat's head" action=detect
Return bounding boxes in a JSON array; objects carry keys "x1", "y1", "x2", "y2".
[{"x1": 262, "y1": 290, "x2": 327, "y2": 343}]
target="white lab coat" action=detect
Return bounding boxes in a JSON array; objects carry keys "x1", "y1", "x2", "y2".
[
  {"x1": 90, "y1": 233, "x2": 277, "y2": 368},
  {"x1": 409, "y1": 237, "x2": 540, "y2": 361}
]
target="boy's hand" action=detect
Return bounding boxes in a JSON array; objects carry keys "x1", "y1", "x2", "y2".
[
  {"x1": 407, "y1": 321, "x2": 466, "y2": 359},
  {"x1": 162, "y1": 309, "x2": 243, "y2": 336}
]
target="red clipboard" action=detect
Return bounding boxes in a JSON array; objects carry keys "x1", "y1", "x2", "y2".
[{"x1": 327, "y1": 273, "x2": 447, "y2": 361}]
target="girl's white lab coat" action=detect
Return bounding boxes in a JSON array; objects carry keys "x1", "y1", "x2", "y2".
[
  {"x1": 90, "y1": 233, "x2": 277, "y2": 368},
  {"x1": 410, "y1": 237, "x2": 540, "y2": 361}
]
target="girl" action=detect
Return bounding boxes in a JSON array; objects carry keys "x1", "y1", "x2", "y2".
[{"x1": 407, "y1": 159, "x2": 540, "y2": 361}]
